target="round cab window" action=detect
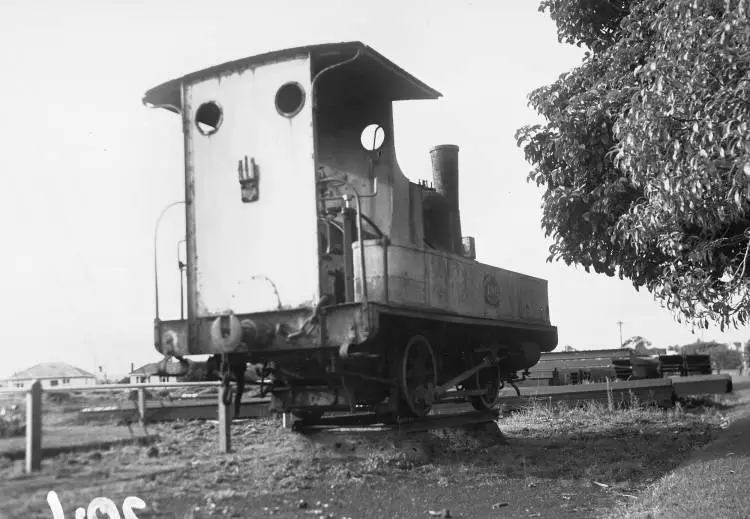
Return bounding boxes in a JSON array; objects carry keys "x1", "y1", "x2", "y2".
[
  {"x1": 195, "y1": 101, "x2": 222, "y2": 135},
  {"x1": 275, "y1": 83, "x2": 305, "y2": 117},
  {"x1": 361, "y1": 124, "x2": 385, "y2": 151}
]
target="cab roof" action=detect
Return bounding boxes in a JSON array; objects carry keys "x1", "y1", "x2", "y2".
[{"x1": 142, "y1": 41, "x2": 442, "y2": 112}]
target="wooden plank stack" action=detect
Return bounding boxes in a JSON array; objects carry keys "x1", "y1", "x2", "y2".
[
  {"x1": 520, "y1": 349, "x2": 713, "y2": 387},
  {"x1": 519, "y1": 349, "x2": 631, "y2": 387}
]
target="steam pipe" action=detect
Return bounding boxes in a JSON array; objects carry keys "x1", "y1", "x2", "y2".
[
  {"x1": 311, "y1": 51, "x2": 361, "y2": 102},
  {"x1": 318, "y1": 177, "x2": 379, "y2": 306},
  {"x1": 154, "y1": 200, "x2": 186, "y2": 322},
  {"x1": 177, "y1": 239, "x2": 186, "y2": 320}
]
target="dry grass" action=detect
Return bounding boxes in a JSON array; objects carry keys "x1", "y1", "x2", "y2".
[
  {"x1": 494, "y1": 399, "x2": 723, "y2": 486},
  {"x1": 0, "y1": 397, "x2": 730, "y2": 518}
]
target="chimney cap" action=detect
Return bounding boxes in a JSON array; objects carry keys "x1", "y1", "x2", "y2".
[{"x1": 430, "y1": 144, "x2": 460, "y2": 153}]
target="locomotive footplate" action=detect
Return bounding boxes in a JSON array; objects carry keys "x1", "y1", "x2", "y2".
[{"x1": 153, "y1": 301, "x2": 374, "y2": 358}]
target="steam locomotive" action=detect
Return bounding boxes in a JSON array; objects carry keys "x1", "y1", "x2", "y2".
[{"x1": 143, "y1": 42, "x2": 557, "y2": 420}]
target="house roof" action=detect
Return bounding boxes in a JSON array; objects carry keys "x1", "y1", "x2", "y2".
[
  {"x1": 129, "y1": 362, "x2": 160, "y2": 376},
  {"x1": 142, "y1": 41, "x2": 442, "y2": 113},
  {"x1": 130, "y1": 360, "x2": 185, "y2": 377},
  {"x1": 9, "y1": 363, "x2": 96, "y2": 380}
]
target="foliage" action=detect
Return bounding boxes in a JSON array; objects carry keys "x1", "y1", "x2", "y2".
[
  {"x1": 518, "y1": 0, "x2": 750, "y2": 331},
  {"x1": 678, "y1": 340, "x2": 742, "y2": 368},
  {"x1": 0, "y1": 405, "x2": 25, "y2": 438},
  {"x1": 711, "y1": 347, "x2": 743, "y2": 369},
  {"x1": 540, "y1": 0, "x2": 633, "y2": 51},
  {"x1": 623, "y1": 335, "x2": 667, "y2": 354},
  {"x1": 178, "y1": 361, "x2": 209, "y2": 382},
  {"x1": 623, "y1": 334, "x2": 652, "y2": 349},
  {"x1": 45, "y1": 391, "x2": 72, "y2": 404},
  {"x1": 678, "y1": 339, "x2": 722, "y2": 355}
]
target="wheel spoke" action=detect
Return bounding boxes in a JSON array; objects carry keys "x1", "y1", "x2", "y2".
[
  {"x1": 415, "y1": 344, "x2": 428, "y2": 366},
  {"x1": 469, "y1": 358, "x2": 501, "y2": 411},
  {"x1": 400, "y1": 336, "x2": 437, "y2": 417}
]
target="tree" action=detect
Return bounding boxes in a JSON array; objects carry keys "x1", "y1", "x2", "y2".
[
  {"x1": 623, "y1": 335, "x2": 667, "y2": 354},
  {"x1": 679, "y1": 339, "x2": 723, "y2": 355},
  {"x1": 623, "y1": 335, "x2": 651, "y2": 351},
  {"x1": 712, "y1": 347, "x2": 743, "y2": 369},
  {"x1": 679, "y1": 340, "x2": 742, "y2": 368},
  {"x1": 517, "y1": 0, "x2": 750, "y2": 331},
  {"x1": 178, "y1": 361, "x2": 208, "y2": 382}
]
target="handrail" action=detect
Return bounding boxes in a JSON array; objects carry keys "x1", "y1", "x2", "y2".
[
  {"x1": 0, "y1": 380, "x2": 239, "y2": 394},
  {"x1": 154, "y1": 200, "x2": 186, "y2": 321},
  {"x1": 317, "y1": 177, "x2": 379, "y2": 305}
]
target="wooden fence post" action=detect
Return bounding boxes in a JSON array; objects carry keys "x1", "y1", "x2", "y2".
[
  {"x1": 26, "y1": 379, "x2": 42, "y2": 473},
  {"x1": 137, "y1": 388, "x2": 146, "y2": 425},
  {"x1": 218, "y1": 388, "x2": 231, "y2": 453}
]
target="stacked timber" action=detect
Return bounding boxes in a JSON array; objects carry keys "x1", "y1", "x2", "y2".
[
  {"x1": 500, "y1": 378, "x2": 676, "y2": 409},
  {"x1": 521, "y1": 350, "x2": 715, "y2": 388},
  {"x1": 657, "y1": 354, "x2": 711, "y2": 377},
  {"x1": 519, "y1": 349, "x2": 630, "y2": 387}
]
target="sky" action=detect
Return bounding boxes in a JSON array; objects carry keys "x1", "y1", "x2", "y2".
[{"x1": 1, "y1": 0, "x2": 747, "y2": 379}]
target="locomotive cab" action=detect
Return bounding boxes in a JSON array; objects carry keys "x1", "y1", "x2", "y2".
[{"x1": 144, "y1": 42, "x2": 557, "y2": 420}]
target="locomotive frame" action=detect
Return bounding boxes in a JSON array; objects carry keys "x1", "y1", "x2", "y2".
[{"x1": 143, "y1": 41, "x2": 558, "y2": 420}]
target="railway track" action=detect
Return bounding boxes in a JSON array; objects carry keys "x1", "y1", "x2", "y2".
[
  {"x1": 76, "y1": 375, "x2": 732, "y2": 426},
  {"x1": 289, "y1": 408, "x2": 499, "y2": 433},
  {"x1": 78, "y1": 397, "x2": 271, "y2": 423}
]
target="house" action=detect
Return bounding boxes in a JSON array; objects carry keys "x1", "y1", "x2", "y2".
[
  {"x1": 129, "y1": 362, "x2": 179, "y2": 385},
  {"x1": 3, "y1": 363, "x2": 97, "y2": 389}
]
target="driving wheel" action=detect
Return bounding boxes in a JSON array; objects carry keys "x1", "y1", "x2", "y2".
[
  {"x1": 399, "y1": 335, "x2": 438, "y2": 417},
  {"x1": 468, "y1": 356, "x2": 501, "y2": 411}
]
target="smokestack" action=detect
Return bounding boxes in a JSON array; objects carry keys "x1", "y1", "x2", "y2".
[{"x1": 429, "y1": 145, "x2": 462, "y2": 255}]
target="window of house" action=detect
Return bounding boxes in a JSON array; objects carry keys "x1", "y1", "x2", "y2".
[
  {"x1": 160, "y1": 376, "x2": 169, "y2": 383},
  {"x1": 138, "y1": 376, "x2": 147, "y2": 383},
  {"x1": 50, "y1": 380, "x2": 59, "y2": 387},
  {"x1": 62, "y1": 378, "x2": 70, "y2": 385},
  {"x1": 15, "y1": 382, "x2": 24, "y2": 388}
]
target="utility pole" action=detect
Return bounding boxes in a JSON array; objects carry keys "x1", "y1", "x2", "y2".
[{"x1": 617, "y1": 321, "x2": 624, "y2": 349}]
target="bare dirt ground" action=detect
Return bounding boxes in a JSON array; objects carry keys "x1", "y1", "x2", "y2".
[{"x1": 2, "y1": 385, "x2": 742, "y2": 519}]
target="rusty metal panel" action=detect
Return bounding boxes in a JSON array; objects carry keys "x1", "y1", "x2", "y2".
[
  {"x1": 448, "y1": 259, "x2": 471, "y2": 311},
  {"x1": 355, "y1": 242, "x2": 551, "y2": 325},
  {"x1": 358, "y1": 241, "x2": 386, "y2": 302},
  {"x1": 472, "y1": 264, "x2": 517, "y2": 320},
  {"x1": 426, "y1": 253, "x2": 449, "y2": 308},
  {"x1": 357, "y1": 241, "x2": 427, "y2": 306},
  {"x1": 156, "y1": 319, "x2": 190, "y2": 356},
  {"x1": 184, "y1": 56, "x2": 318, "y2": 317}
]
